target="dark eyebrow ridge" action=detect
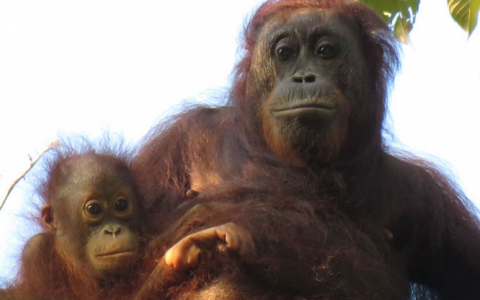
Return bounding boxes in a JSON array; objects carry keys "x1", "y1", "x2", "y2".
[{"x1": 267, "y1": 27, "x2": 297, "y2": 46}]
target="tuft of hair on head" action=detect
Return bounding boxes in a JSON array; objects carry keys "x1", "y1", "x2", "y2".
[{"x1": 34, "y1": 133, "x2": 135, "y2": 208}]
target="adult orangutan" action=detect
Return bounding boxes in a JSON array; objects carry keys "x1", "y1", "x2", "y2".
[
  {"x1": 139, "y1": 183, "x2": 404, "y2": 299},
  {"x1": 132, "y1": 0, "x2": 480, "y2": 299}
]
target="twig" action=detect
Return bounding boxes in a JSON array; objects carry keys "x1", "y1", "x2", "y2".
[{"x1": 0, "y1": 141, "x2": 60, "y2": 211}]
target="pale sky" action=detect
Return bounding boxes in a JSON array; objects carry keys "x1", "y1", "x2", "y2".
[{"x1": 0, "y1": 0, "x2": 479, "y2": 283}]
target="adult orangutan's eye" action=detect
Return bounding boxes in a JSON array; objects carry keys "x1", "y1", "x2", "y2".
[
  {"x1": 274, "y1": 37, "x2": 297, "y2": 62},
  {"x1": 276, "y1": 45, "x2": 295, "y2": 61},
  {"x1": 316, "y1": 43, "x2": 338, "y2": 59}
]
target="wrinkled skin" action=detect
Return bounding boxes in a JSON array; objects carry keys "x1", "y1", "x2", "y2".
[{"x1": 255, "y1": 10, "x2": 367, "y2": 165}]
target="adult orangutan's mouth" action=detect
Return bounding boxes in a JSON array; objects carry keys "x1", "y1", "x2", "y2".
[{"x1": 271, "y1": 103, "x2": 336, "y2": 116}]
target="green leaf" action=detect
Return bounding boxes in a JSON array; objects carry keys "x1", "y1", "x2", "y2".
[
  {"x1": 448, "y1": 0, "x2": 480, "y2": 36},
  {"x1": 360, "y1": 0, "x2": 420, "y2": 41}
]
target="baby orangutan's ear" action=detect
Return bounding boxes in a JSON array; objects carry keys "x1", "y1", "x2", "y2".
[{"x1": 41, "y1": 204, "x2": 57, "y2": 230}]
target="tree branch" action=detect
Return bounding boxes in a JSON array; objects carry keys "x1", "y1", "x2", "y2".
[{"x1": 0, "y1": 141, "x2": 59, "y2": 211}]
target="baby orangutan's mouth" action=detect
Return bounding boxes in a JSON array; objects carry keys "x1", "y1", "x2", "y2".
[{"x1": 95, "y1": 250, "x2": 135, "y2": 258}]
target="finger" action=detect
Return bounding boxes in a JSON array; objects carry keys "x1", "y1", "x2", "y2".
[
  {"x1": 185, "y1": 189, "x2": 200, "y2": 199},
  {"x1": 188, "y1": 227, "x2": 223, "y2": 248},
  {"x1": 221, "y1": 223, "x2": 255, "y2": 257},
  {"x1": 219, "y1": 223, "x2": 240, "y2": 250},
  {"x1": 217, "y1": 243, "x2": 228, "y2": 254},
  {"x1": 185, "y1": 244, "x2": 202, "y2": 269},
  {"x1": 164, "y1": 237, "x2": 195, "y2": 269},
  {"x1": 164, "y1": 247, "x2": 180, "y2": 269}
]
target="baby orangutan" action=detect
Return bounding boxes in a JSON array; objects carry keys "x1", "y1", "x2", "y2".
[{"x1": 3, "y1": 145, "x2": 253, "y2": 300}]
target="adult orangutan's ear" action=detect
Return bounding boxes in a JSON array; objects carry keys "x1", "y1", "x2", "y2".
[{"x1": 41, "y1": 204, "x2": 57, "y2": 230}]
